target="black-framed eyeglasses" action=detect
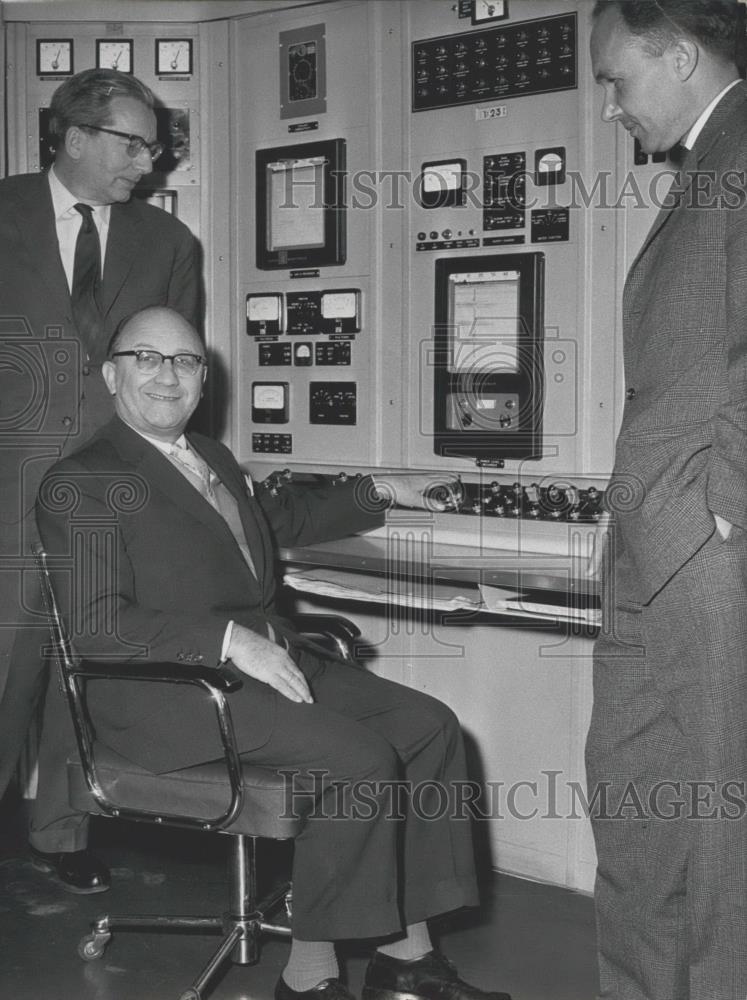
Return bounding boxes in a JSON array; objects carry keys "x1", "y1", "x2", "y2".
[
  {"x1": 111, "y1": 350, "x2": 206, "y2": 376},
  {"x1": 77, "y1": 123, "x2": 164, "y2": 161}
]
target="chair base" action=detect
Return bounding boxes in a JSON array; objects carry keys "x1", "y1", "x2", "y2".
[{"x1": 76, "y1": 834, "x2": 292, "y2": 1000}]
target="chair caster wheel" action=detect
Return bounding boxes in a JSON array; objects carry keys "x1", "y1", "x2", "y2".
[{"x1": 78, "y1": 932, "x2": 110, "y2": 961}]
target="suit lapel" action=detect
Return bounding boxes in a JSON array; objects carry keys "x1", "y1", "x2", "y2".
[
  {"x1": 627, "y1": 82, "x2": 747, "y2": 296},
  {"x1": 16, "y1": 175, "x2": 72, "y2": 317},
  {"x1": 101, "y1": 202, "x2": 139, "y2": 317},
  {"x1": 187, "y1": 434, "x2": 271, "y2": 586},
  {"x1": 106, "y1": 420, "x2": 262, "y2": 586}
]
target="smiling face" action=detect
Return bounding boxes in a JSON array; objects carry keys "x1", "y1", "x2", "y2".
[
  {"x1": 591, "y1": 6, "x2": 691, "y2": 154},
  {"x1": 63, "y1": 96, "x2": 158, "y2": 204},
  {"x1": 102, "y1": 308, "x2": 207, "y2": 443}
]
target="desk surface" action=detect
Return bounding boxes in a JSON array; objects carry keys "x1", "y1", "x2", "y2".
[{"x1": 280, "y1": 532, "x2": 600, "y2": 600}]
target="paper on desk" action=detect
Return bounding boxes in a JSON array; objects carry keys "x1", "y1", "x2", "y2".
[
  {"x1": 479, "y1": 583, "x2": 602, "y2": 623},
  {"x1": 283, "y1": 567, "x2": 484, "y2": 611}
]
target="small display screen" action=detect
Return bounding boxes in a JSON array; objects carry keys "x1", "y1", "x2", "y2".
[
  {"x1": 447, "y1": 270, "x2": 520, "y2": 375},
  {"x1": 253, "y1": 383, "x2": 286, "y2": 409},
  {"x1": 424, "y1": 161, "x2": 462, "y2": 193},
  {"x1": 267, "y1": 157, "x2": 326, "y2": 252}
]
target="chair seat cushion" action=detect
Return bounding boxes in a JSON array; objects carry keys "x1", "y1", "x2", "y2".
[{"x1": 68, "y1": 746, "x2": 310, "y2": 838}]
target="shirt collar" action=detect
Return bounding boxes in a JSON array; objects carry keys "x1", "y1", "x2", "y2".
[
  {"x1": 683, "y1": 79, "x2": 740, "y2": 149},
  {"x1": 118, "y1": 416, "x2": 188, "y2": 455},
  {"x1": 48, "y1": 165, "x2": 111, "y2": 225}
]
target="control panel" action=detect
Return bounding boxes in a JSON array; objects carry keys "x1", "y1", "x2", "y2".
[
  {"x1": 247, "y1": 289, "x2": 361, "y2": 347},
  {"x1": 235, "y1": 0, "x2": 619, "y2": 493},
  {"x1": 259, "y1": 467, "x2": 605, "y2": 524},
  {"x1": 412, "y1": 12, "x2": 576, "y2": 111},
  {"x1": 246, "y1": 287, "x2": 363, "y2": 453}
]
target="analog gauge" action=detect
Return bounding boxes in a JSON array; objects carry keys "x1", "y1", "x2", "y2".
[
  {"x1": 246, "y1": 294, "x2": 283, "y2": 336},
  {"x1": 37, "y1": 39, "x2": 74, "y2": 77},
  {"x1": 321, "y1": 291, "x2": 359, "y2": 320},
  {"x1": 252, "y1": 382, "x2": 289, "y2": 423},
  {"x1": 471, "y1": 0, "x2": 508, "y2": 24},
  {"x1": 96, "y1": 39, "x2": 134, "y2": 73},
  {"x1": 156, "y1": 39, "x2": 193, "y2": 76},
  {"x1": 247, "y1": 295, "x2": 282, "y2": 323},
  {"x1": 253, "y1": 384, "x2": 286, "y2": 409}
]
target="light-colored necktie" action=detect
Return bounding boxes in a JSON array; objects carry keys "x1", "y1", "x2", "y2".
[
  {"x1": 169, "y1": 443, "x2": 217, "y2": 507},
  {"x1": 169, "y1": 443, "x2": 258, "y2": 580}
]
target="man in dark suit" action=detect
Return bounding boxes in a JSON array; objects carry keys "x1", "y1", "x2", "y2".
[
  {"x1": 588, "y1": 3, "x2": 747, "y2": 997},
  {"x1": 0, "y1": 68, "x2": 200, "y2": 891},
  {"x1": 36, "y1": 305, "x2": 511, "y2": 1000}
]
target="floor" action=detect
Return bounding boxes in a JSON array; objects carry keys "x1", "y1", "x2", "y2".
[{"x1": 0, "y1": 789, "x2": 599, "y2": 1000}]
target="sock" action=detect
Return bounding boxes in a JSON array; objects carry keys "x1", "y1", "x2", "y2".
[
  {"x1": 282, "y1": 938, "x2": 338, "y2": 992},
  {"x1": 376, "y1": 922, "x2": 432, "y2": 962}
]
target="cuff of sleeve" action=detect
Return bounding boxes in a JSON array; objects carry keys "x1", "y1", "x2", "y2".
[
  {"x1": 220, "y1": 620, "x2": 235, "y2": 662},
  {"x1": 368, "y1": 475, "x2": 396, "y2": 511}
]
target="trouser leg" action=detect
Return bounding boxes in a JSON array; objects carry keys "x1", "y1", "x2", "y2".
[
  {"x1": 587, "y1": 619, "x2": 691, "y2": 1000},
  {"x1": 234, "y1": 659, "x2": 478, "y2": 941},
  {"x1": 587, "y1": 530, "x2": 747, "y2": 1000},
  {"x1": 0, "y1": 625, "x2": 47, "y2": 800},
  {"x1": 29, "y1": 661, "x2": 90, "y2": 852}
]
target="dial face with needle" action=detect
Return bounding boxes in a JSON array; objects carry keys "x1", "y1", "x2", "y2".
[
  {"x1": 156, "y1": 39, "x2": 193, "y2": 76},
  {"x1": 37, "y1": 40, "x2": 74, "y2": 77},
  {"x1": 96, "y1": 39, "x2": 134, "y2": 73}
]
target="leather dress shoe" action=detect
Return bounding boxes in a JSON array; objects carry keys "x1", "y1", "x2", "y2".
[
  {"x1": 275, "y1": 977, "x2": 356, "y2": 1000},
  {"x1": 363, "y1": 950, "x2": 512, "y2": 1000},
  {"x1": 29, "y1": 846, "x2": 110, "y2": 894}
]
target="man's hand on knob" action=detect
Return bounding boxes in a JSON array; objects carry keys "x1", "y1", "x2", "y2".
[{"x1": 371, "y1": 473, "x2": 462, "y2": 512}]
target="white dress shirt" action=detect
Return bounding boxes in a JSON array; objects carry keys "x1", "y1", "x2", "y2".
[{"x1": 48, "y1": 166, "x2": 111, "y2": 292}]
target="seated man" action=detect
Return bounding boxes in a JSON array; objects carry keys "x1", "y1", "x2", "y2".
[{"x1": 35, "y1": 305, "x2": 511, "y2": 1000}]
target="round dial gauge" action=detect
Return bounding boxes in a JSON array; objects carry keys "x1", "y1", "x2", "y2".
[
  {"x1": 96, "y1": 40, "x2": 134, "y2": 73},
  {"x1": 156, "y1": 39, "x2": 193, "y2": 76},
  {"x1": 37, "y1": 40, "x2": 73, "y2": 76}
]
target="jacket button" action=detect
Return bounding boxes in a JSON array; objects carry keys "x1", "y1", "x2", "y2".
[
  {"x1": 626, "y1": 387, "x2": 637, "y2": 401},
  {"x1": 82, "y1": 365, "x2": 91, "y2": 376}
]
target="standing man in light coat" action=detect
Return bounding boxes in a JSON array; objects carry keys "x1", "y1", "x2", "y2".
[{"x1": 588, "y1": 3, "x2": 747, "y2": 998}]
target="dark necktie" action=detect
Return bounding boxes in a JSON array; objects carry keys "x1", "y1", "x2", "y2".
[{"x1": 72, "y1": 203, "x2": 103, "y2": 354}]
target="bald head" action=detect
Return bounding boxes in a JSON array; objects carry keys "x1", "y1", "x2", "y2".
[{"x1": 103, "y1": 307, "x2": 207, "y2": 443}]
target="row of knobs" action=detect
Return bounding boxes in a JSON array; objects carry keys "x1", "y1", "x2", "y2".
[
  {"x1": 453, "y1": 482, "x2": 603, "y2": 521},
  {"x1": 261, "y1": 470, "x2": 604, "y2": 522}
]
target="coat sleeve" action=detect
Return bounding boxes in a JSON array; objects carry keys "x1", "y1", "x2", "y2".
[
  {"x1": 164, "y1": 221, "x2": 202, "y2": 331},
  {"x1": 707, "y1": 157, "x2": 747, "y2": 530},
  {"x1": 254, "y1": 474, "x2": 387, "y2": 549}
]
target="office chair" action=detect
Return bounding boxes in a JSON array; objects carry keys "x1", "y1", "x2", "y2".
[{"x1": 33, "y1": 543, "x2": 361, "y2": 1000}]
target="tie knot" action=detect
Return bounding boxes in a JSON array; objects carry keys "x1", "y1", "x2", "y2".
[{"x1": 74, "y1": 203, "x2": 95, "y2": 230}]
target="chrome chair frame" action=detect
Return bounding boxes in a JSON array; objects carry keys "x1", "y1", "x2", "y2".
[{"x1": 33, "y1": 543, "x2": 360, "y2": 1000}]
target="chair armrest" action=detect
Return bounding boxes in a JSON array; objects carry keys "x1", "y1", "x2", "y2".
[
  {"x1": 293, "y1": 613, "x2": 361, "y2": 661},
  {"x1": 74, "y1": 658, "x2": 243, "y2": 692},
  {"x1": 65, "y1": 660, "x2": 245, "y2": 830}
]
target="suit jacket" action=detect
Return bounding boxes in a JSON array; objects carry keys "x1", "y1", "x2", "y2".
[
  {"x1": 0, "y1": 171, "x2": 201, "y2": 689},
  {"x1": 35, "y1": 416, "x2": 385, "y2": 772},
  {"x1": 609, "y1": 81, "x2": 747, "y2": 606},
  {"x1": 0, "y1": 171, "x2": 201, "y2": 454}
]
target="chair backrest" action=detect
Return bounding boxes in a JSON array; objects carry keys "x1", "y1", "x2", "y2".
[
  {"x1": 33, "y1": 542, "x2": 100, "y2": 776},
  {"x1": 33, "y1": 541, "x2": 252, "y2": 830}
]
